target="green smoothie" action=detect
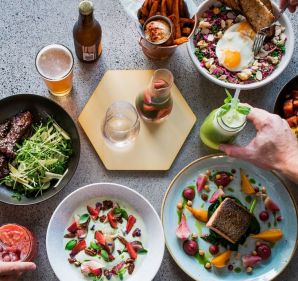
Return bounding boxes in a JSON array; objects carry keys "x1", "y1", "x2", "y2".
[{"x1": 200, "y1": 107, "x2": 247, "y2": 150}]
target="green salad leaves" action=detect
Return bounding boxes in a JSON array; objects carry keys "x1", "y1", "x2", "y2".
[{"x1": 1, "y1": 118, "x2": 72, "y2": 198}]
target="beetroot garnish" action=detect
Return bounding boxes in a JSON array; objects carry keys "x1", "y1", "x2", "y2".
[
  {"x1": 259, "y1": 211, "x2": 269, "y2": 221},
  {"x1": 176, "y1": 213, "x2": 191, "y2": 240},
  {"x1": 95, "y1": 202, "x2": 102, "y2": 210},
  {"x1": 276, "y1": 215, "x2": 283, "y2": 222},
  {"x1": 209, "y1": 188, "x2": 225, "y2": 203},
  {"x1": 214, "y1": 172, "x2": 232, "y2": 187},
  {"x1": 242, "y1": 255, "x2": 262, "y2": 268},
  {"x1": 67, "y1": 221, "x2": 78, "y2": 233},
  {"x1": 228, "y1": 264, "x2": 234, "y2": 271},
  {"x1": 256, "y1": 244, "x2": 271, "y2": 260},
  {"x1": 264, "y1": 197, "x2": 280, "y2": 212},
  {"x1": 196, "y1": 174, "x2": 207, "y2": 192},
  {"x1": 182, "y1": 239, "x2": 198, "y2": 256},
  {"x1": 209, "y1": 244, "x2": 219, "y2": 255},
  {"x1": 183, "y1": 187, "x2": 195, "y2": 201},
  {"x1": 126, "y1": 215, "x2": 136, "y2": 234},
  {"x1": 254, "y1": 187, "x2": 260, "y2": 193}
]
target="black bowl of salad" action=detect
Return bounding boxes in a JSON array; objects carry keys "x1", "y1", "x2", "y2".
[{"x1": 0, "y1": 94, "x2": 80, "y2": 205}]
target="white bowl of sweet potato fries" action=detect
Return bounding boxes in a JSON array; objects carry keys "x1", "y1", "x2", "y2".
[
  {"x1": 138, "y1": 0, "x2": 197, "y2": 59},
  {"x1": 187, "y1": 0, "x2": 294, "y2": 90}
]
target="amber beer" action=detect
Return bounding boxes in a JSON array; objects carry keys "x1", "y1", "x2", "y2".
[
  {"x1": 73, "y1": 0, "x2": 102, "y2": 62},
  {"x1": 36, "y1": 44, "x2": 74, "y2": 96}
]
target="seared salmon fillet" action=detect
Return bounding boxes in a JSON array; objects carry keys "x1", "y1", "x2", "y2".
[
  {"x1": 238, "y1": 0, "x2": 275, "y2": 32},
  {"x1": 207, "y1": 198, "x2": 252, "y2": 244}
]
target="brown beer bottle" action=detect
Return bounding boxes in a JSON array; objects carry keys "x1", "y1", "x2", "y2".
[{"x1": 73, "y1": 0, "x2": 102, "y2": 62}]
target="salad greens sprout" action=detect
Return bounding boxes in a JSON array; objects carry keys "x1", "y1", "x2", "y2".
[{"x1": 1, "y1": 118, "x2": 72, "y2": 198}]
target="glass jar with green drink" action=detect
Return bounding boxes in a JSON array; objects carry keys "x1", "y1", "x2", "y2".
[{"x1": 200, "y1": 89, "x2": 250, "y2": 150}]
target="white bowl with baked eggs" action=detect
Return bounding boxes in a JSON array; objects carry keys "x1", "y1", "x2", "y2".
[{"x1": 187, "y1": 0, "x2": 294, "y2": 90}]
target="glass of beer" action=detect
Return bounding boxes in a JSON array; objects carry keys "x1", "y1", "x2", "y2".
[{"x1": 36, "y1": 44, "x2": 74, "y2": 96}]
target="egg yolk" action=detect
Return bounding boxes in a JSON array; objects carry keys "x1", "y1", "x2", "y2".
[
  {"x1": 237, "y1": 22, "x2": 255, "y2": 39},
  {"x1": 223, "y1": 49, "x2": 241, "y2": 69}
]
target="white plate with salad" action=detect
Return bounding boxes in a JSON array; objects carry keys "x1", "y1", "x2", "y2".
[{"x1": 46, "y1": 182, "x2": 165, "y2": 281}]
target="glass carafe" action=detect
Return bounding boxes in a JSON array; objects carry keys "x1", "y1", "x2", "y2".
[{"x1": 136, "y1": 69, "x2": 174, "y2": 122}]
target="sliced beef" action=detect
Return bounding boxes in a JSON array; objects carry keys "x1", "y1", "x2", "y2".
[
  {"x1": 0, "y1": 155, "x2": 9, "y2": 179},
  {"x1": 0, "y1": 120, "x2": 11, "y2": 139},
  {"x1": 207, "y1": 198, "x2": 252, "y2": 244},
  {"x1": 0, "y1": 111, "x2": 33, "y2": 158}
]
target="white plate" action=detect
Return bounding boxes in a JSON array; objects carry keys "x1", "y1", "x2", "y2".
[
  {"x1": 187, "y1": 0, "x2": 295, "y2": 90},
  {"x1": 47, "y1": 183, "x2": 164, "y2": 281}
]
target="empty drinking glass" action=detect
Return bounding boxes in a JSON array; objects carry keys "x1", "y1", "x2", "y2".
[{"x1": 102, "y1": 101, "x2": 140, "y2": 147}]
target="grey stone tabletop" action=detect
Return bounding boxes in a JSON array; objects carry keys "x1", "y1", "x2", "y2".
[{"x1": 0, "y1": 0, "x2": 297, "y2": 280}]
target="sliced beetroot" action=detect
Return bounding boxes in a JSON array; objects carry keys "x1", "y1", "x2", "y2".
[
  {"x1": 242, "y1": 255, "x2": 262, "y2": 268},
  {"x1": 259, "y1": 211, "x2": 269, "y2": 221},
  {"x1": 264, "y1": 197, "x2": 280, "y2": 212},
  {"x1": 209, "y1": 189, "x2": 225, "y2": 203},
  {"x1": 176, "y1": 213, "x2": 191, "y2": 240},
  {"x1": 196, "y1": 174, "x2": 207, "y2": 192},
  {"x1": 214, "y1": 172, "x2": 232, "y2": 187}
]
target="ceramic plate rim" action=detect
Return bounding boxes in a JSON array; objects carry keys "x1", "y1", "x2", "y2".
[
  {"x1": 46, "y1": 182, "x2": 165, "y2": 281},
  {"x1": 187, "y1": 0, "x2": 295, "y2": 90},
  {"x1": 161, "y1": 153, "x2": 298, "y2": 281}
]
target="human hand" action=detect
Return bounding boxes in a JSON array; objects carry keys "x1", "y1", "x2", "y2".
[
  {"x1": 219, "y1": 107, "x2": 298, "y2": 183},
  {"x1": 0, "y1": 262, "x2": 36, "y2": 281},
  {"x1": 280, "y1": 0, "x2": 298, "y2": 13}
]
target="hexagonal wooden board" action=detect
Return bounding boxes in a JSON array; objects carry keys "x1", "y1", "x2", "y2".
[{"x1": 78, "y1": 70, "x2": 196, "y2": 170}]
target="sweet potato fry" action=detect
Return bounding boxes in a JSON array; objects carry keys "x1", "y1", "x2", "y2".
[
  {"x1": 143, "y1": 0, "x2": 150, "y2": 9},
  {"x1": 182, "y1": 27, "x2": 191, "y2": 35},
  {"x1": 149, "y1": 0, "x2": 159, "y2": 17},
  {"x1": 140, "y1": 5, "x2": 149, "y2": 17},
  {"x1": 161, "y1": 0, "x2": 167, "y2": 16},
  {"x1": 166, "y1": 0, "x2": 173, "y2": 14},
  {"x1": 179, "y1": 0, "x2": 184, "y2": 17},
  {"x1": 173, "y1": 37, "x2": 188, "y2": 45},
  {"x1": 172, "y1": 0, "x2": 181, "y2": 38},
  {"x1": 180, "y1": 18, "x2": 195, "y2": 24}
]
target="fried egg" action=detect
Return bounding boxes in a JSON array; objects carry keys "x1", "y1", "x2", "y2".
[
  {"x1": 216, "y1": 30, "x2": 254, "y2": 72},
  {"x1": 225, "y1": 21, "x2": 256, "y2": 40}
]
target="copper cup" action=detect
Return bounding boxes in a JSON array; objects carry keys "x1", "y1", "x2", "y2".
[{"x1": 139, "y1": 14, "x2": 197, "y2": 60}]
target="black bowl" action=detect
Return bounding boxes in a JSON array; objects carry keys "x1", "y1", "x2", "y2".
[
  {"x1": 0, "y1": 94, "x2": 80, "y2": 205},
  {"x1": 274, "y1": 75, "x2": 298, "y2": 117}
]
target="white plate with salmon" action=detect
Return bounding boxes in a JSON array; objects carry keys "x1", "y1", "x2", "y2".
[{"x1": 161, "y1": 154, "x2": 297, "y2": 281}]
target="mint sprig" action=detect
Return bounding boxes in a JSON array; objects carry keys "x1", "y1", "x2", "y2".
[{"x1": 219, "y1": 89, "x2": 250, "y2": 117}]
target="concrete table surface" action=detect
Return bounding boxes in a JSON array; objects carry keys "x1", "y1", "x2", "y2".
[{"x1": 0, "y1": 0, "x2": 297, "y2": 280}]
